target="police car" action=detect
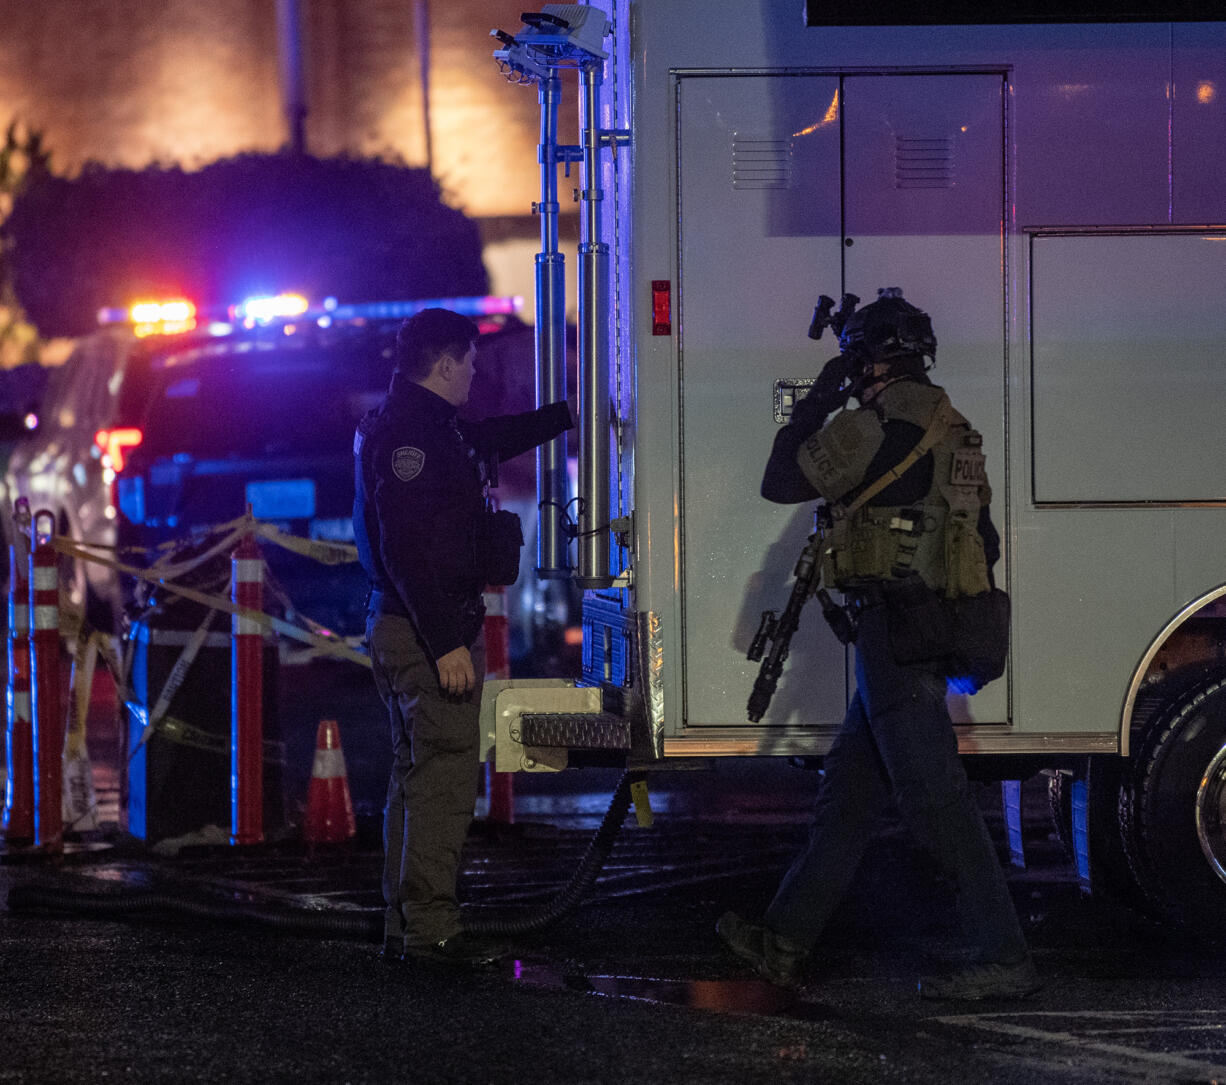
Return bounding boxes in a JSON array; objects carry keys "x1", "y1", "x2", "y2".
[{"x1": 4, "y1": 293, "x2": 531, "y2": 640}]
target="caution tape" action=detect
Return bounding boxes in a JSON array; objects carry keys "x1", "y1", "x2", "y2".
[
  {"x1": 125, "y1": 706, "x2": 286, "y2": 760},
  {"x1": 127, "y1": 607, "x2": 219, "y2": 761},
  {"x1": 252, "y1": 521, "x2": 358, "y2": 565},
  {"x1": 63, "y1": 629, "x2": 121, "y2": 833},
  {"x1": 51, "y1": 533, "x2": 372, "y2": 669},
  {"x1": 89, "y1": 513, "x2": 359, "y2": 585}
]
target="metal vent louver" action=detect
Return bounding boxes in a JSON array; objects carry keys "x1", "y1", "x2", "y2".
[
  {"x1": 895, "y1": 136, "x2": 954, "y2": 189},
  {"x1": 732, "y1": 135, "x2": 793, "y2": 190}
]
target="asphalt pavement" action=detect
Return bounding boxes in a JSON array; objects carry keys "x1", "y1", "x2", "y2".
[
  {"x1": 5, "y1": 758, "x2": 1226, "y2": 1084},
  {"x1": 4, "y1": 665, "x2": 1226, "y2": 1082}
]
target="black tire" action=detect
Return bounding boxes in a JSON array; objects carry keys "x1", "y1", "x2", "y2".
[
  {"x1": 1084, "y1": 755, "x2": 1150, "y2": 908},
  {"x1": 1047, "y1": 771, "x2": 1075, "y2": 863},
  {"x1": 1126, "y1": 675, "x2": 1226, "y2": 939}
]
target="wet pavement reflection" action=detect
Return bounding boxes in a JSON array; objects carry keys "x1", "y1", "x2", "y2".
[{"x1": 509, "y1": 960, "x2": 837, "y2": 1022}]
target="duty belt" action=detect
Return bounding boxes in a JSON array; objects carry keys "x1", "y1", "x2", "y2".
[
  {"x1": 843, "y1": 581, "x2": 888, "y2": 610},
  {"x1": 366, "y1": 588, "x2": 409, "y2": 618}
]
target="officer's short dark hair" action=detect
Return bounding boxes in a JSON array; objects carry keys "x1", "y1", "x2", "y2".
[{"x1": 395, "y1": 308, "x2": 480, "y2": 381}]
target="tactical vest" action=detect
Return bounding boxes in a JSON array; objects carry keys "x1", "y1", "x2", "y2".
[{"x1": 795, "y1": 381, "x2": 992, "y2": 596}]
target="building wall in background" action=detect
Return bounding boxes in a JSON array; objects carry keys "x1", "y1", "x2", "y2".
[{"x1": 0, "y1": 0, "x2": 565, "y2": 224}]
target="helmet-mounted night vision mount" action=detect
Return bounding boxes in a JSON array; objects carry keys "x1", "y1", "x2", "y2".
[
  {"x1": 811, "y1": 287, "x2": 937, "y2": 393},
  {"x1": 807, "y1": 292, "x2": 861, "y2": 342}
]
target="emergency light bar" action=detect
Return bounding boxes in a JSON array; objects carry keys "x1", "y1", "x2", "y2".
[
  {"x1": 323, "y1": 295, "x2": 523, "y2": 322},
  {"x1": 96, "y1": 299, "x2": 198, "y2": 338},
  {"x1": 233, "y1": 293, "x2": 310, "y2": 324},
  {"x1": 98, "y1": 294, "x2": 522, "y2": 335}
]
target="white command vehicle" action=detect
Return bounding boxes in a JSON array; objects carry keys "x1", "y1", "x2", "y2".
[{"x1": 484, "y1": 2, "x2": 1226, "y2": 933}]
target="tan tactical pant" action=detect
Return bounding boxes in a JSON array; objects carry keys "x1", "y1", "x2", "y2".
[{"x1": 366, "y1": 612, "x2": 486, "y2": 948}]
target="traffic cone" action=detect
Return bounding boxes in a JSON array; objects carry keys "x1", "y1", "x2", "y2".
[
  {"x1": 482, "y1": 588, "x2": 514, "y2": 825},
  {"x1": 304, "y1": 719, "x2": 355, "y2": 845}
]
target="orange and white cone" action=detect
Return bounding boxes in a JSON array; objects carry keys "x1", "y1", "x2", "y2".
[
  {"x1": 482, "y1": 587, "x2": 514, "y2": 825},
  {"x1": 304, "y1": 719, "x2": 355, "y2": 845}
]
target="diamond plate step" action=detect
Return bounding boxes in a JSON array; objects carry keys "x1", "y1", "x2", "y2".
[{"x1": 518, "y1": 712, "x2": 632, "y2": 750}]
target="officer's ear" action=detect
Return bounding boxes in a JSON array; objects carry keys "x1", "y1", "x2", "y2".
[{"x1": 434, "y1": 351, "x2": 457, "y2": 381}]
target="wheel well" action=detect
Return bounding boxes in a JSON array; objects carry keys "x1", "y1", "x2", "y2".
[{"x1": 1124, "y1": 595, "x2": 1226, "y2": 756}]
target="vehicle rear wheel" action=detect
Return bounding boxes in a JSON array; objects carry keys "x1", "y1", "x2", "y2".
[
  {"x1": 1046, "y1": 771, "x2": 1075, "y2": 863},
  {"x1": 1126, "y1": 674, "x2": 1226, "y2": 939}
]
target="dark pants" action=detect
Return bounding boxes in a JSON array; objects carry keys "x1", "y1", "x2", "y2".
[
  {"x1": 764, "y1": 602, "x2": 1028, "y2": 965},
  {"x1": 366, "y1": 612, "x2": 486, "y2": 948}
]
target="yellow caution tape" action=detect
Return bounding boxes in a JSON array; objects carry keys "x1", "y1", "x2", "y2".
[
  {"x1": 131, "y1": 713, "x2": 287, "y2": 759},
  {"x1": 63, "y1": 629, "x2": 99, "y2": 761},
  {"x1": 629, "y1": 777, "x2": 654, "y2": 828},
  {"x1": 93, "y1": 512, "x2": 358, "y2": 584},
  {"x1": 127, "y1": 608, "x2": 219, "y2": 760},
  {"x1": 51, "y1": 535, "x2": 372, "y2": 669},
  {"x1": 252, "y1": 521, "x2": 358, "y2": 565}
]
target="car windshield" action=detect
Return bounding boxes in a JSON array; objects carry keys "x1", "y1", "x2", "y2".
[{"x1": 137, "y1": 334, "x2": 392, "y2": 459}]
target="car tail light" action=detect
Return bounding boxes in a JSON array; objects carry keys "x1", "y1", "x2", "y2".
[{"x1": 95, "y1": 427, "x2": 143, "y2": 472}]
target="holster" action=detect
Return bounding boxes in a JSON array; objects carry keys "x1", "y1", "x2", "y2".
[{"x1": 481, "y1": 508, "x2": 524, "y2": 586}]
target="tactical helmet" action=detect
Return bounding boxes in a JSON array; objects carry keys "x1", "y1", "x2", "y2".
[{"x1": 837, "y1": 288, "x2": 936, "y2": 370}]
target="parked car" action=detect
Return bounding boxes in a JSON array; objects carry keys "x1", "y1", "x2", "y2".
[{"x1": 4, "y1": 295, "x2": 539, "y2": 642}]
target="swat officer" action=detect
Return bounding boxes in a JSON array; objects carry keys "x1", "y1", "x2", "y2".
[
  {"x1": 718, "y1": 289, "x2": 1039, "y2": 1000},
  {"x1": 354, "y1": 308, "x2": 573, "y2": 966}
]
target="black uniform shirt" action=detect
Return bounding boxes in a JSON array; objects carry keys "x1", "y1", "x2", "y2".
[{"x1": 354, "y1": 374, "x2": 572, "y2": 659}]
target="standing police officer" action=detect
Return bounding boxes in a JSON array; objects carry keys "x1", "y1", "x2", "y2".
[
  {"x1": 718, "y1": 290, "x2": 1039, "y2": 1000},
  {"x1": 354, "y1": 308, "x2": 573, "y2": 965}
]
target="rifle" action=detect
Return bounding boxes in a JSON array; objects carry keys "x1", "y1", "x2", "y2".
[
  {"x1": 745, "y1": 292, "x2": 862, "y2": 723},
  {"x1": 746, "y1": 524, "x2": 853, "y2": 722}
]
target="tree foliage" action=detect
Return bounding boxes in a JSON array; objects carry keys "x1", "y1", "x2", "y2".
[
  {"x1": 3, "y1": 152, "x2": 489, "y2": 338},
  {"x1": 0, "y1": 120, "x2": 52, "y2": 366}
]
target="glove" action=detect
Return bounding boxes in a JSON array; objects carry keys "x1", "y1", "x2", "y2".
[
  {"x1": 812, "y1": 351, "x2": 856, "y2": 403},
  {"x1": 791, "y1": 353, "x2": 855, "y2": 435}
]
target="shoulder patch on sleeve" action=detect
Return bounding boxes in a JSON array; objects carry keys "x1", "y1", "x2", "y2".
[{"x1": 392, "y1": 446, "x2": 426, "y2": 481}]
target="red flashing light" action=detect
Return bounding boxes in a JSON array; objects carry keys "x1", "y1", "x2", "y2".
[
  {"x1": 95, "y1": 427, "x2": 143, "y2": 472},
  {"x1": 129, "y1": 299, "x2": 197, "y2": 338}
]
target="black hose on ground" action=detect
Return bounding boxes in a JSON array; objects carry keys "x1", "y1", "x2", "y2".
[
  {"x1": 6, "y1": 770, "x2": 643, "y2": 941},
  {"x1": 466, "y1": 769, "x2": 640, "y2": 938},
  {"x1": 5, "y1": 883, "x2": 382, "y2": 938}
]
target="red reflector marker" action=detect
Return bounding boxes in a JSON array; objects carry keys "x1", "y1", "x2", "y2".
[{"x1": 651, "y1": 280, "x2": 671, "y2": 336}]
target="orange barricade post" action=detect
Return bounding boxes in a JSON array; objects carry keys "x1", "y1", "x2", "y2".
[
  {"x1": 483, "y1": 586, "x2": 514, "y2": 824},
  {"x1": 28, "y1": 509, "x2": 62, "y2": 853},
  {"x1": 304, "y1": 719, "x2": 356, "y2": 845},
  {"x1": 230, "y1": 531, "x2": 264, "y2": 846},
  {"x1": 3, "y1": 501, "x2": 34, "y2": 847}
]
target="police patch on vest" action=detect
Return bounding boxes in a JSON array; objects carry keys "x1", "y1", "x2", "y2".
[
  {"x1": 950, "y1": 446, "x2": 985, "y2": 486},
  {"x1": 392, "y1": 446, "x2": 425, "y2": 481}
]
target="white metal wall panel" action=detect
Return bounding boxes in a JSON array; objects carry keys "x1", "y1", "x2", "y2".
[
  {"x1": 1012, "y1": 507, "x2": 1176, "y2": 738},
  {"x1": 841, "y1": 73, "x2": 1008, "y2": 724},
  {"x1": 1031, "y1": 232, "x2": 1226, "y2": 503},
  {"x1": 678, "y1": 75, "x2": 847, "y2": 729},
  {"x1": 1011, "y1": 25, "x2": 1171, "y2": 226},
  {"x1": 1173, "y1": 24, "x2": 1226, "y2": 222}
]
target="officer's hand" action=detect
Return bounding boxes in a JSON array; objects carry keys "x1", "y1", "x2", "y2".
[
  {"x1": 436, "y1": 646, "x2": 476, "y2": 697},
  {"x1": 791, "y1": 353, "x2": 855, "y2": 435},
  {"x1": 812, "y1": 352, "x2": 856, "y2": 404}
]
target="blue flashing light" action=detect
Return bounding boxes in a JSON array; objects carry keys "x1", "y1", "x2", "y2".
[
  {"x1": 234, "y1": 293, "x2": 310, "y2": 324},
  {"x1": 117, "y1": 476, "x2": 145, "y2": 525},
  {"x1": 947, "y1": 675, "x2": 981, "y2": 696},
  {"x1": 326, "y1": 295, "x2": 523, "y2": 322}
]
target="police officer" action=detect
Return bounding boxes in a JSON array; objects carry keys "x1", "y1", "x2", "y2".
[
  {"x1": 718, "y1": 290, "x2": 1039, "y2": 1000},
  {"x1": 354, "y1": 308, "x2": 573, "y2": 965}
]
